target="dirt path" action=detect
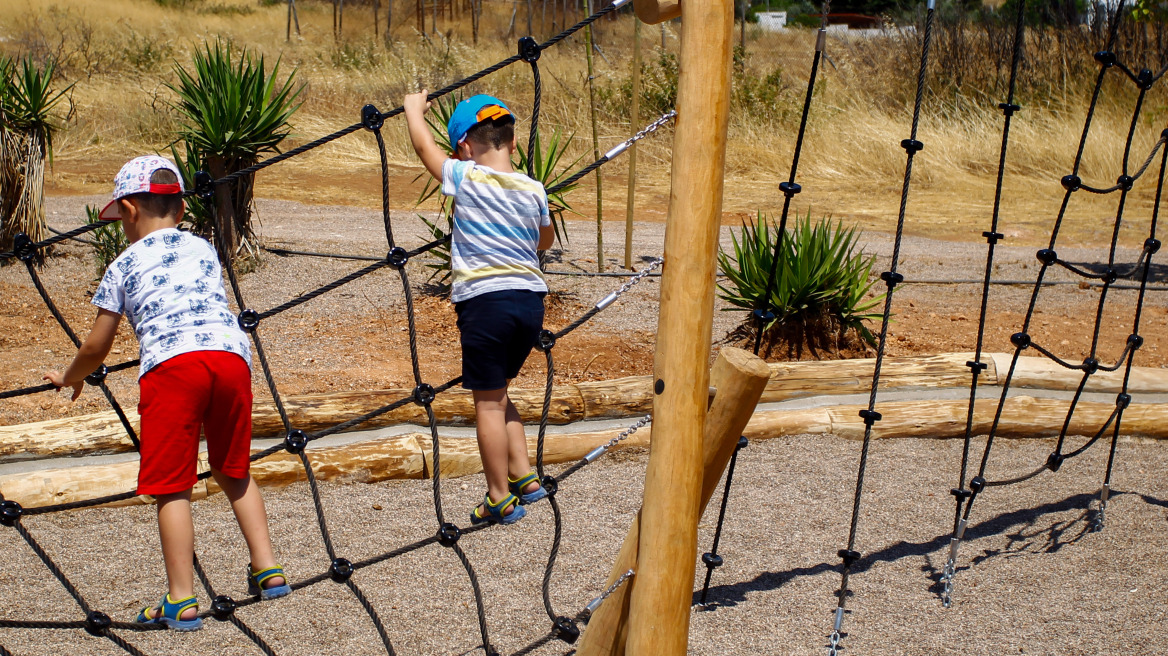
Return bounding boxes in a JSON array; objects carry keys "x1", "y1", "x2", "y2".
[
  {"x1": 3, "y1": 195, "x2": 1166, "y2": 427},
  {"x1": 0, "y1": 433, "x2": 1163, "y2": 655}
]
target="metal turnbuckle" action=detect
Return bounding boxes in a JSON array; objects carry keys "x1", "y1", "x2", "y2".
[{"x1": 1091, "y1": 483, "x2": 1110, "y2": 532}]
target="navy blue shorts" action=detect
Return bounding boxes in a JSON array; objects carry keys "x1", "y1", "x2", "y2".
[{"x1": 455, "y1": 289, "x2": 545, "y2": 390}]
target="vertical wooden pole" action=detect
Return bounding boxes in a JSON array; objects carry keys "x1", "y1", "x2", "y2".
[
  {"x1": 431, "y1": 0, "x2": 437, "y2": 33},
  {"x1": 739, "y1": 0, "x2": 746, "y2": 53},
  {"x1": 374, "y1": 0, "x2": 380, "y2": 38},
  {"x1": 624, "y1": 0, "x2": 734, "y2": 652},
  {"x1": 290, "y1": 0, "x2": 300, "y2": 36},
  {"x1": 576, "y1": 348, "x2": 771, "y2": 656},
  {"x1": 623, "y1": 17, "x2": 641, "y2": 270},
  {"x1": 333, "y1": 0, "x2": 338, "y2": 39},
  {"x1": 386, "y1": 0, "x2": 393, "y2": 43},
  {"x1": 585, "y1": 13, "x2": 604, "y2": 272},
  {"x1": 287, "y1": 0, "x2": 293, "y2": 40},
  {"x1": 338, "y1": 0, "x2": 345, "y2": 36}
]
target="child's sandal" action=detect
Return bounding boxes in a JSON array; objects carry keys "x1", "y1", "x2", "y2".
[
  {"x1": 508, "y1": 472, "x2": 548, "y2": 505},
  {"x1": 247, "y1": 564, "x2": 292, "y2": 600},
  {"x1": 470, "y1": 493, "x2": 526, "y2": 526},
  {"x1": 136, "y1": 593, "x2": 203, "y2": 632}
]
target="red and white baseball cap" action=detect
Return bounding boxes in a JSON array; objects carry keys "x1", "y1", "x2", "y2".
[{"x1": 98, "y1": 155, "x2": 185, "y2": 220}]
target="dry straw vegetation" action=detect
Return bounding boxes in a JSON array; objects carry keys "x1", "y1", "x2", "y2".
[{"x1": 0, "y1": 0, "x2": 1165, "y2": 245}]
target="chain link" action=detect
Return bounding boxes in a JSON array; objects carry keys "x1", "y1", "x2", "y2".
[
  {"x1": 939, "y1": 559, "x2": 955, "y2": 608},
  {"x1": 599, "y1": 569, "x2": 635, "y2": 603},
  {"x1": 1091, "y1": 499, "x2": 1106, "y2": 532},
  {"x1": 828, "y1": 631, "x2": 841, "y2": 656},
  {"x1": 605, "y1": 415, "x2": 652, "y2": 451}
]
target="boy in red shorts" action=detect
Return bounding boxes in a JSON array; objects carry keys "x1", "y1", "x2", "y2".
[{"x1": 44, "y1": 156, "x2": 290, "y2": 631}]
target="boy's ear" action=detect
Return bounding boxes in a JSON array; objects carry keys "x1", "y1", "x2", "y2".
[
  {"x1": 117, "y1": 197, "x2": 138, "y2": 223},
  {"x1": 177, "y1": 199, "x2": 186, "y2": 222}
]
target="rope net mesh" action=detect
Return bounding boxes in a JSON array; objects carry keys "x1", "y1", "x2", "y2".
[{"x1": 0, "y1": 4, "x2": 668, "y2": 653}]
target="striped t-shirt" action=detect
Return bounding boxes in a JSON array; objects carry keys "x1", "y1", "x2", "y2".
[{"x1": 442, "y1": 159, "x2": 551, "y2": 303}]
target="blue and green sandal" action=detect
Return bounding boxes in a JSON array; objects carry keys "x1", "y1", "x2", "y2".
[
  {"x1": 508, "y1": 472, "x2": 548, "y2": 505},
  {"x1": 247, "y1": 564, "x2": 292, "y2": 600},
  {"x1": 470, "y1": 493, "x2": 526, "y2": 526},
  {"x1": 136, "y1": 594, "x2": 203, "y2": 631}
]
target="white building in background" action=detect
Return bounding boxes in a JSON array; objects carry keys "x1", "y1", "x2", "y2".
[{"x1": 757, "y1": 11, "x2": 787, "y2": 30}]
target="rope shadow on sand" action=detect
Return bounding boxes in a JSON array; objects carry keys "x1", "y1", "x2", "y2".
[{"x1": 693, "y1": 490, "x2": 1146, "y2": 610}]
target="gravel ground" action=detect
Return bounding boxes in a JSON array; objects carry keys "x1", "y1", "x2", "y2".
[
  {"x1": 3, "y1": 196, "x2": 1167, "y2": 654},
  {"x1": 0, "y1": 433, "x2": 1165, "y2": 655}
]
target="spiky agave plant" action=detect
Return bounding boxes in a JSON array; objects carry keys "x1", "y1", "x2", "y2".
[
  {"x1": 717, "y1": 211, "x2": 884, "y2": 357},
  {"x1": 0, "y1": 56, "x2": 73, "y2": 256},
  {"x1": 168, "y1": 39, "x2": 301, "y2": 264}
]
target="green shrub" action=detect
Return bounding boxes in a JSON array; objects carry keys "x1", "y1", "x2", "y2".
[
  {"x1": 86, "y1": 204, "x2": 129, "y2": 276},
  {"x1": 718, "y1": 211, "x2": 883, "y2": 353}
]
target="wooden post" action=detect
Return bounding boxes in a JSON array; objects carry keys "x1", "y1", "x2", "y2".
[
  {"x1": 623, "y1": 0, "x2": 734, "y2": 652},
  {"x1": 585, "y1": 5, "x2": 604, "y2": 272},
  {"x1": 374, "y1": 0, "x2": 380, "y2": 38},
  {"x1": 386, "y1": 0, "x2": 393, "y2": 43},
  {"x1": 577, "y1": 348, "x2": 771, "y2": 656},
  {"x1": 338, "y1": 0, "x2": 345, "y2": 35},
  {"x1": 623, "y1": 17, "x2": 642, "y2": 269}
]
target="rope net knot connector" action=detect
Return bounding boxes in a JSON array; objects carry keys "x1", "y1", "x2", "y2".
[
  {"x1": 1144, "y1": 237, "x2": 1161, "y2": 254},
  {"x1": 1081, "y1": 357, "x2": 1099, "y2": 375},
  {"x1": 84, "y1": 611, "x2": 111, "y2": 637},
  {"x1": 237, "y1": 309, "x2": 260, "y2": 332},
  {"x1": 1010, "y1": 332, "x2": 1031, "y2": 349},
  {"x1": 1116, "y1": 392, "x2": 1132, "y2": 409},
  {"x1": 437, "y1": 523, "x2": 461, "y2": 547},
  {"x1": 413, "y1": 383, "x2": 435, "y2": 406},
  {"x1": 85, "y1": 364, "x2": 109, "y2": 386},
  {"x1": 536, "y1": 329, "x2": 556, "y2": 352},
  {"x1": 837, "y1": 549, "x2": 861, "y2": 567},
  {"x1": 0, "y1": 500, "x2": 23, "y2": 527},
  {"x1": 779, "y1": 181, "x2": 802, "y2": 197},
  {"x1": 1035, "y1": 248, "x2": 1058, "y2": 265},
  {"x1": 552, "y1": 616, "x2": 579, "y2": 644},
  {"x1": 880, "y1": 271, "x2": 904, "y2": 288},
  {"x1": 329, "y1": 558, "x2": 354, "y2": 583},
  {"x1": 194, "y1": 171, "x2": 215, "y2": 199},
  {"x1": 900, "y1": 138, "x2": 924, "y2": 154},
  {"x1": 858, "y1": 409, "x2": 882, "y2": 425},
  {"x1": 518, "y1": 36, "x2": 541, "y2": 62},
  {"x1": 387, "y1": 246, "x2": 408, "y2": 269},
  {"x1": 1093, "y1": 50, "x2": 1117, "y2": 67},
  {"x1": 13, "y1": 233, "x2": 34, "y2": 262},
  {"x1": 983, "y1": 230, "x2": 1005, "y2": 244},
  {"x1": 701, "y1": 552, "x2": 724, "y2": 569},
  {"x1": 361, "y1": 104, "x2": 384, "y2": 131},
  {"x1": 1137, "y1": 68, "x2": 1155, "y2": 90},
  {"x1": 1061, "y1": 174, "x2": 1082, "y2": 191},
  {"x1": 998, "y1": 102, "x2": 1021, "y2": 116},
  {"x1": 1117, "y1": 174, "x2": 1134, "y2": 191},
  {"x1": 284, "y1": 429, "x2": 308, "y2": 454},
  {"x1": 541, "y1": 475, "x2": 558, "y2": 499},
  {"x1": 211, "y1": 595, "x2": 237, "y2": 620},
  {"x1": 969, "y1": 475, "x2": 986, "y2": 494},
  {"x1": 1045, "y1": 452, "x2": 1065, "y2": 472}
]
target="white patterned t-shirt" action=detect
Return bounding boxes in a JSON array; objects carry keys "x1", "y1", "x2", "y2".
[
  {"x1": 92, "y1": 228, "x2": 251, "y2": 378},
  {"x1": 442, "y1": 159, "x2": 551, "y2": 303}
]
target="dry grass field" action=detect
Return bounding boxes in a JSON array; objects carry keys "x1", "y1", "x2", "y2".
[{"x1": 1, "y1": 0, "x2": 1165, "y2": 246}]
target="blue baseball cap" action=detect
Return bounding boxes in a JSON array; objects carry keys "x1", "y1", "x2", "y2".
[{"x1": 447, "y1": 95, "x2": 514, "y2": 148}]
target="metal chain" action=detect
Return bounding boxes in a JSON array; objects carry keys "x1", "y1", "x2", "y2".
[{"x1": 581, "y1": 569, "x2": 635, "y2": 620}]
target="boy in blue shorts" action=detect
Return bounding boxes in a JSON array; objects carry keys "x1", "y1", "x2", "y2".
[
  {"x1": 44, "y1": 156, "x2": 290, "y2": 630},
  {"x1": 405, "y1": 91, "x2": 554, "y2": 525}
]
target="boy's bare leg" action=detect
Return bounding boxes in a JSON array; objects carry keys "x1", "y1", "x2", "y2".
[
  {"x1": 211, "y1": 469, "x2": 284, "y2": 588},
  {"x1": 153, "y1": 490, "x2": 198, "y2": 620},
  {"x1": 473, "y1": 387, "x2": 516, "y2": 515},
  {"x1": 504, "y1": 396, "x2": 539, "y2": 493}
]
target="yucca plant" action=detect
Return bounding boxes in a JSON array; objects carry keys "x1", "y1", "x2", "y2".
[
  {"x1": 85, "y1": 204, "x2": 129, "y2": 277},
  {"x1": 168, "y1": 39, "x2": 301, "y2": 264},
  {"x1": 0, "y1": 56, "x2": 73, "y2": 256},
  {"x1": 414, "y1": 94, "x2": 581, "y2": 288},
  {"x1": 718, "y1": 211, "x2": 884, "y2": 358}
]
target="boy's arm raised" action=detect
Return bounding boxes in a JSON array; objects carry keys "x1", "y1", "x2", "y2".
[
  {"x1": 404, "y1": 91, "x2": 447, "y2": 180},
  {"x1": 44, "y1": 309, "x2": 122, "y2": 401}
]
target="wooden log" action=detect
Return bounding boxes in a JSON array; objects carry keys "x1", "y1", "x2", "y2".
[
  {"x1": 579, "y1": 348, "x2": 771, "y2": 656},
  {"x1": 634, "y1": 0, "x2": 680, "y2": 24},
  {"x1": 3, "y1": 395, "x2": 1167, "y2": 512},
  {"x1": 7, "y1": 354, "x2": 1168, "y2": 461},
  {"x1": 0, "y1": 424, "x2": 656, "y2": 511},
  {"x1": 626, "y1": 0, "x2": 734, "y2": 650}
]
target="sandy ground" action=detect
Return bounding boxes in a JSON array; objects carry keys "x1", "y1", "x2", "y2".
[
  {"x1": 3, "y1": 195, "x2": 1167, "y2": 654},
  {"x1": 0, "y1": 433, "x2": 1165, "y2": 656}
]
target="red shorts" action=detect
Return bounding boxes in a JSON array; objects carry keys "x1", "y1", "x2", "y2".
[{"x1": 137, "y1": 351, "x2": 253, "y2": 496}]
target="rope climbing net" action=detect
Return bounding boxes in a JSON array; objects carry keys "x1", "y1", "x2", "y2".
[
  {"x1": 684, "y1": 0, "x2": 1165, "y2": 654},
  {"x1": 0, "y1": 2, "x2": 676, "y2": 653}
]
